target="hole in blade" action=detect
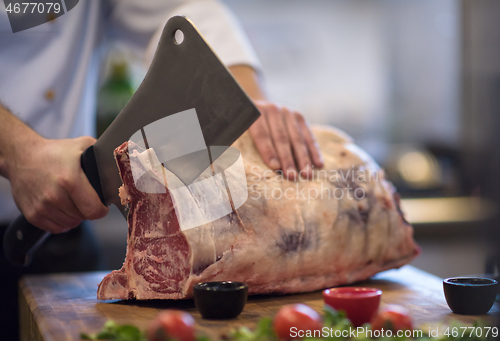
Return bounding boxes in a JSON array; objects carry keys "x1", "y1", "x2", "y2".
[{"x1": 173, "y1": 29, "x2": 184, "y2": 45}]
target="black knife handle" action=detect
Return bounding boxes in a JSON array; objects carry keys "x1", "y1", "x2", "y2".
[
  {"x1": 2, "y1": 215, "x2": 51, "y2": 267},
  {"x1": 81, "y1": 145, "x2": 105, "y2": 206},
  {"x1": 3, "y1": 145, "x2": 103, "y2": 267}
]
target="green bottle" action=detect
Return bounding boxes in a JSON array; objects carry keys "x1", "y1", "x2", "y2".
[{"x1": 96, "y1": 61, "x2": 135, "y2": 138}]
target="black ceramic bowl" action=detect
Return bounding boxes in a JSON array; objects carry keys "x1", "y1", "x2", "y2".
[
  {"x1": 443, "y1": 277, "x2": 498, "y2": 315},
  {"x1": 193, "y1": 281, "x2": 248, "y2": 319}
]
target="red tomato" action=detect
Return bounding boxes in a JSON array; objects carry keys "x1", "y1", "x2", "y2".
[
  {"x1": 371, "y1": 305, "x2": 413, "y2": 332},
  {"x1": 273, "y1": 304, "x2": 322, "y2": 340},
  {"x1": 147, "y1": 310, "x2": 196, "y2": 341}
]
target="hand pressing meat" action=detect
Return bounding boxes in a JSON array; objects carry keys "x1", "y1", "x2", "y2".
[
  {"x1": 97, "y1": 126, "x2": 420, "y2": 300},
  {"x1": 250, "y1": 101, "x2": 324, "y2": 181},
  {"x1": 229, "y1": 65, "x2": 324, "y2": 180}
]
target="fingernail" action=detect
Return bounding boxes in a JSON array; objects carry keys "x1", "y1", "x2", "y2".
[
  {"x1": 269, "y1": 158, "x2": 280, "y2": 169},
  {"x1": 302, "y1": 164, "x2": 312, "y2": 179},
  {"x1": 286, "y1": 168, "x2": 297, "y2": 180},
  {"x1": 318, "y1": 153, "x2": 325, "y2": 165}
]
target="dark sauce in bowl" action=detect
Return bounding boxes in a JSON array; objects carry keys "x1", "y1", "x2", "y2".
[
  {"x1": 443, "y1": 277, "x2": 498, "y2": 315},
  {"x1": 193, "y1": 281, "x2": 248, "y2": 319}
]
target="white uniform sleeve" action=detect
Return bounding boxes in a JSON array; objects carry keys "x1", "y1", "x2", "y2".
[{"x1": 108, "y1": 0, "x2": 261, "y2": 71}]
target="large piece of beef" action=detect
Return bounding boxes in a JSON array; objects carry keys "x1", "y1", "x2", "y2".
[{"x1": 97, "y1": 126, "x2": 420, "y2": 300}]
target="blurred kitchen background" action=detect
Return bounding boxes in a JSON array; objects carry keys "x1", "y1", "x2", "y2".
[{"x1": 92, "y1": 0, "x2": 500, "y2": 280}]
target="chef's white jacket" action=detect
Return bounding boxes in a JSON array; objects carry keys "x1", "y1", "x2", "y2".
[{"x1": 0, "y1": 0, "x2": 260, "y2": 223}]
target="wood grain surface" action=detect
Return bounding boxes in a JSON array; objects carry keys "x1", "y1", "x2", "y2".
[{"x1": 19, "y1": 265, "x2": 499, "y2": 341}]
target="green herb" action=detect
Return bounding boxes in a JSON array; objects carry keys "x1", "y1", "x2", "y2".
[
  {"x1": 195, "y1": 336, "x2": 213, "y2": 341},
  {"x1": 323, "y1": 305, "x2": 352, "y2": 330},
  {"x1": 80, "y1": 320, "x2": 147, "y2": 341},
  {"x1": 232, "y1": 317, "x2": 276, "y2": 341}
]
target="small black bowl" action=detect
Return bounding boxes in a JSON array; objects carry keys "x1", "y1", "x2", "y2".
[
  {"x1": 443, "y1": 277, "x2": 498, "y2": 315},
  {"x1": 193, "y1": 281, "x2": 248, "y2": 319}
]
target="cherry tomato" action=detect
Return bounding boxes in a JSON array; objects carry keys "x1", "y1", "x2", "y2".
[
  {"x1": 273, "y1": 304, "x2": 322, "y2": 340},
  {"x1": 147, "y1": 310, "x2": 196, "y2": 341},
  {"x1": 371, "y1": 304, "x2": 413, "y2": 332}
]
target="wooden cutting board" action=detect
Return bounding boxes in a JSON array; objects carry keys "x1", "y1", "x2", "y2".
[{"x1": 19, "y1": 265, "x2": 498, "y2": 341}]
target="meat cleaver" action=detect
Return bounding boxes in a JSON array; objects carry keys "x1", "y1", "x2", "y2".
[{"x1": 3, "y1": 16, "x2": 260, "y2": 267}]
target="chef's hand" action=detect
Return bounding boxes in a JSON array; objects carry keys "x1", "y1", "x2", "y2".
[
  {"x1": 228, "y1": 65, "x2": 324, "y2": 180},
  {"x1": 249, "y1": 101, "x2": 323, "y2": 180},
  {"x1": 8, "y1": 136, "x2": 109, "y2": 233},
  {"x1": 8, "y1": 136, "x2": 108, "y2": 233},
  {"x1": 0, "y1": 107, "x2": 109, "y2": 234}
]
